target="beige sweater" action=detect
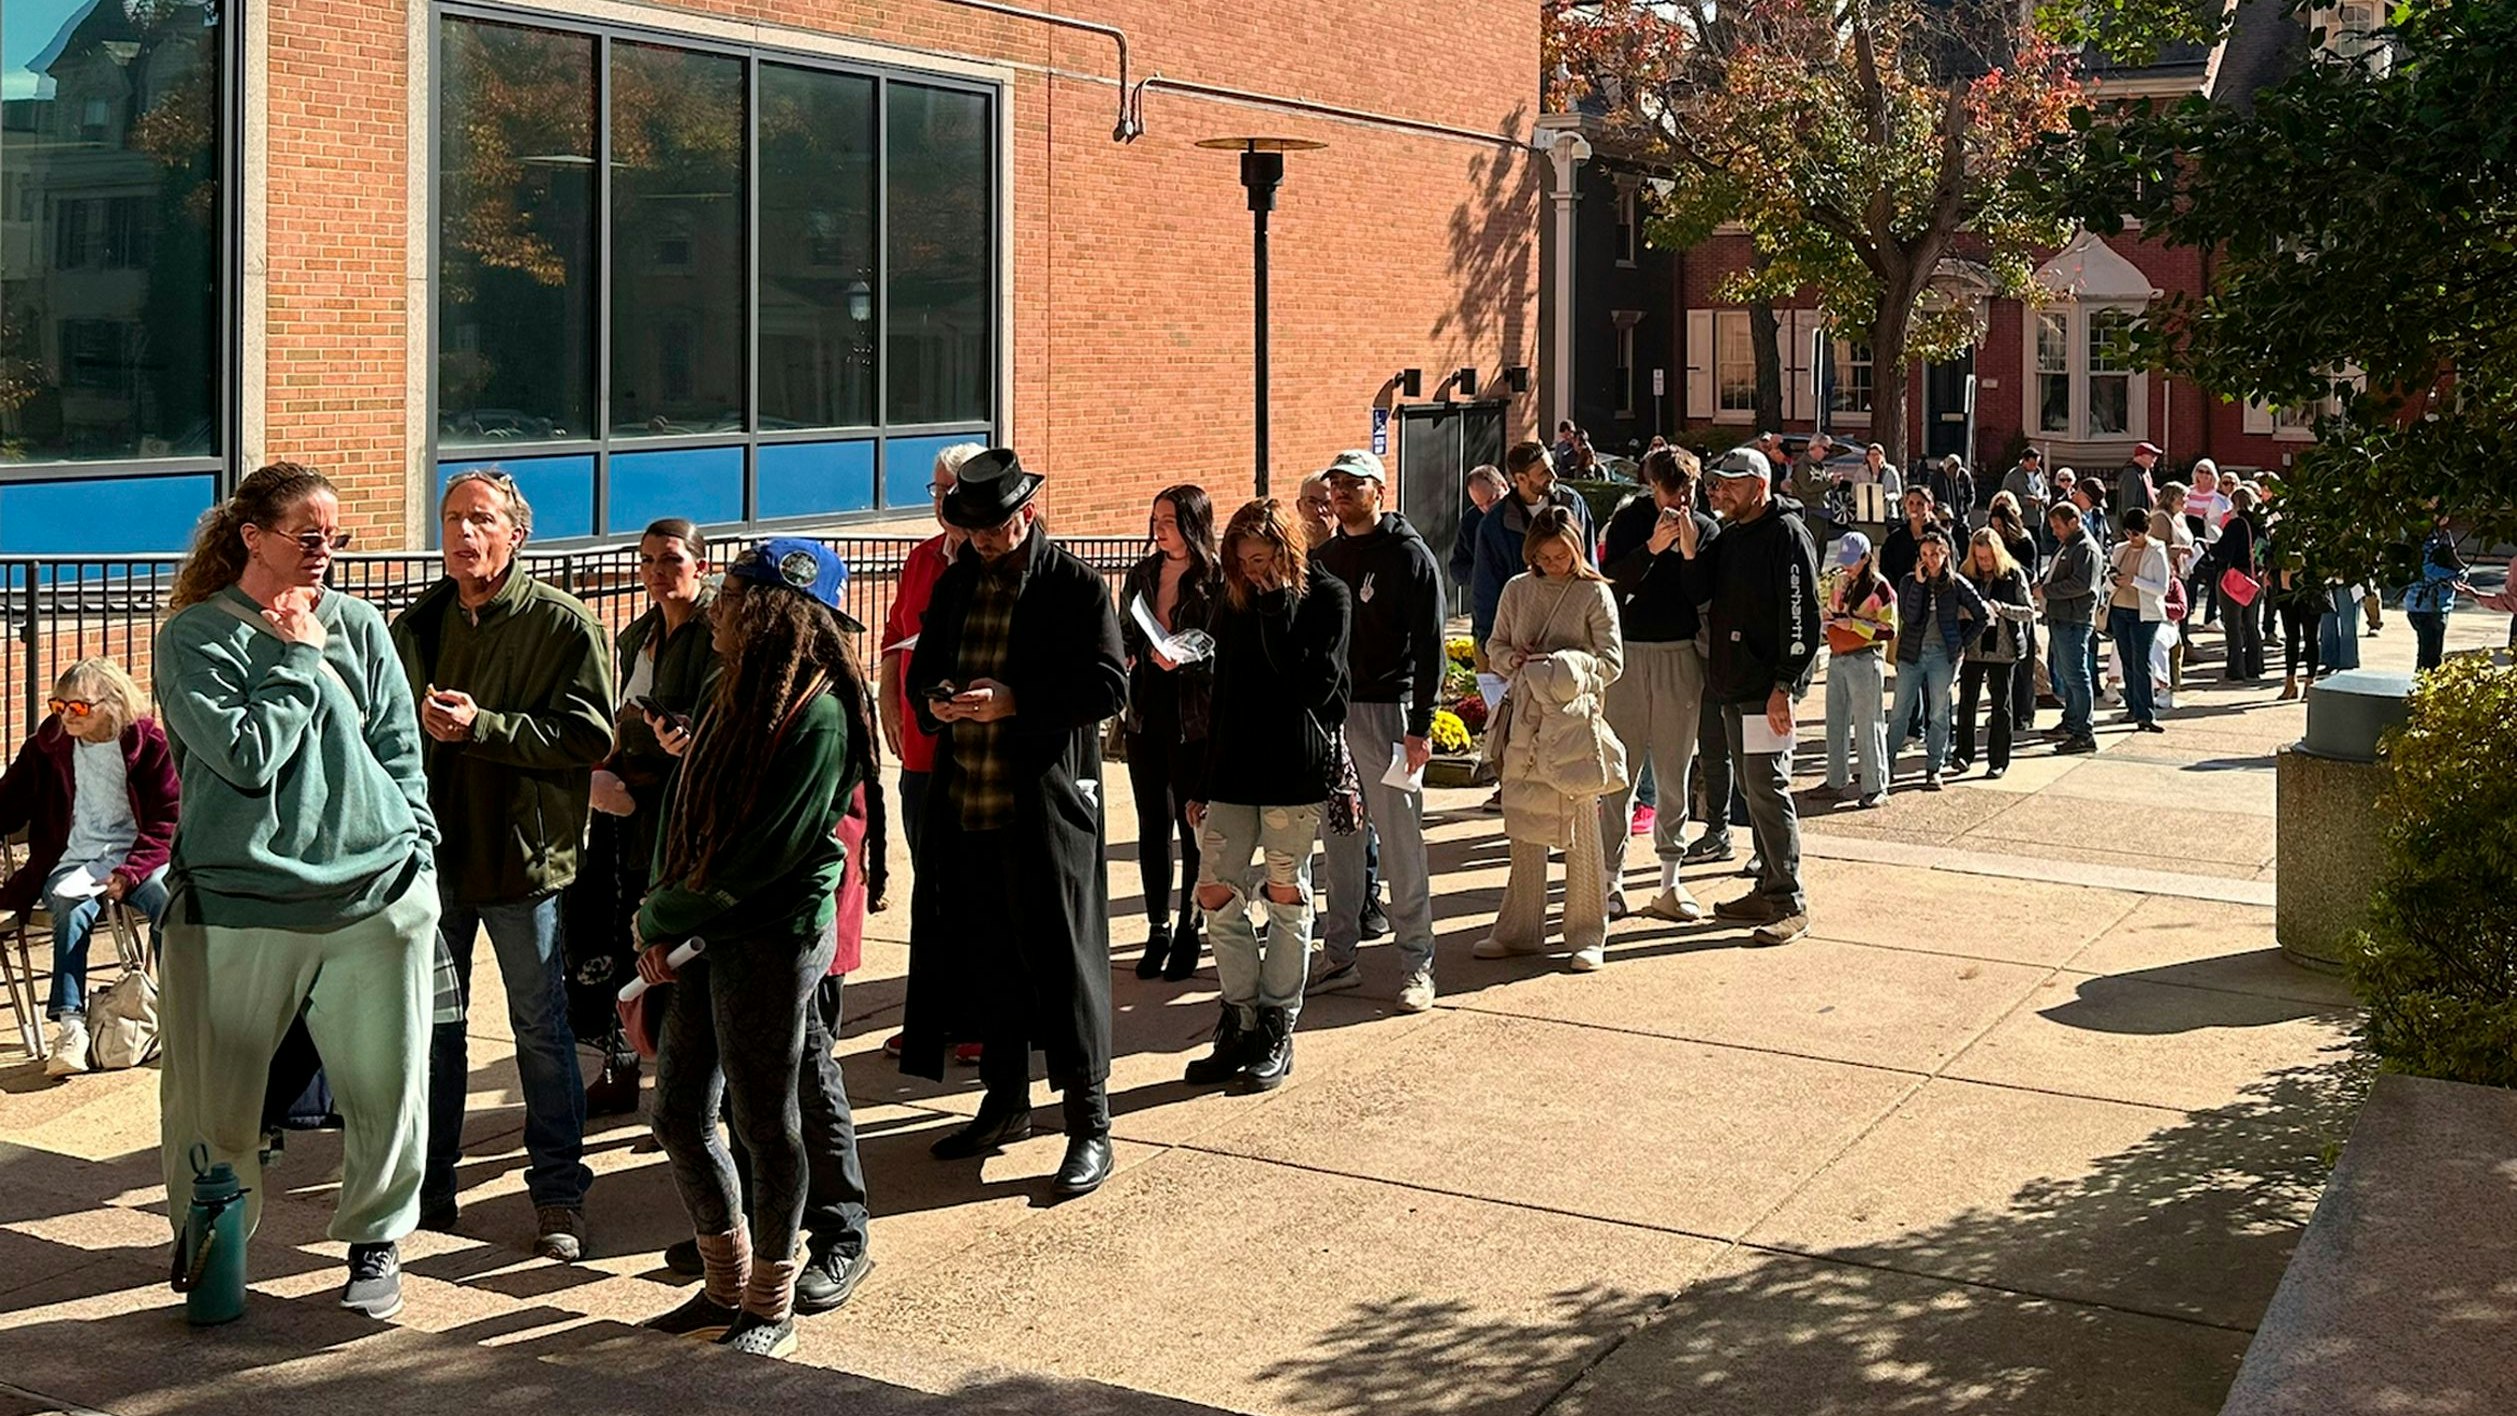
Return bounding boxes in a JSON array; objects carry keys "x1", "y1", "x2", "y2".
[{"x1": 1482, "y1": 574, "x2": 1626, "y2": 845}]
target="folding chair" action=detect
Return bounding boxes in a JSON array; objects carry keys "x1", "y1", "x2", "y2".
[{"x1": 0, "y1": 836, "x2": 46, "y2": 1062}]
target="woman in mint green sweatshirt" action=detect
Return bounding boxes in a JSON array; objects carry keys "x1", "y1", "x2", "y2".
[
  {"x1": 632, "y1": 538, "x2": 875, "y2": 1361},
  {"x1": 154, "y1": 462, "x2": 441, "y2": 1323}
]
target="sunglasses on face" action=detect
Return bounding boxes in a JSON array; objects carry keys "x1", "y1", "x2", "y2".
[
  {"x1": 255, "y1": 526, "x2": 351, "y2": 552},
  {"x1": 48, "y1": 697, "x2": 97, "y2": 720}
]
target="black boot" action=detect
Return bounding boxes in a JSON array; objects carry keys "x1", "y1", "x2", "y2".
[
  {"x1": 585, "y1": 1052, "x2": 642, "y2": 1118},
  {"x1": 1239, "y1": 1007, "x2": 1295, "y2": 1093},
  {"x1": 1136, "y1": 922, "x2": 1171, "y2": 980},
  {"x1": 1163, "y1": 917, "x2": 1202, "y2": 981},
  {"x1": 929, "y1": 1099, "x2": 1033, "y2": 1159},
  {"x1": 1182, "y1": 1002, "x2": 1254, "y2": 1086}
]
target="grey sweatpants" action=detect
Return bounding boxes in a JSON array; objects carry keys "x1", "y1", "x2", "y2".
[{"x1": 1598, "y1": 640, "x2": 1706, "y2": 903}]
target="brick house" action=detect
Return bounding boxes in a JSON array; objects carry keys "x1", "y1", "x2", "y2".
[
  {"x1": 0, "y1": 0, "x2": 1543, "y2": 554},
  {"x1": 1541, "y1": 0, "x2": 2357, "y2": 494}
]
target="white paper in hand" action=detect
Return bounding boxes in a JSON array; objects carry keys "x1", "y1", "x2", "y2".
[
  {"x1": 51, "y1": 866, "x2": 109, "y2": 902},
  {"x1": 1382, "y1": 742, "x2": 1425, "y2": 792},
  {"x1": 1129, "y1": 595, "x2": 1215, "y2": 665},
  {"x1": 1740, "y1": 713, "x2": 1795, "y2": 756}
]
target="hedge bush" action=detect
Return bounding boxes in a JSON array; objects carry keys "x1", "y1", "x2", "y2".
[{"x1": 2346, "y1": 656, "x2": 2517, "y2": 1087}]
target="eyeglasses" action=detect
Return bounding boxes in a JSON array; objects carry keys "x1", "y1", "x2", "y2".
[
  {"x1": 290, "y1": 529, "x2": 353, "y2": 552},
  {"x1": 925, "y1": 481, "x2": 953, "y2": 497},
  {"x1": 47, "y1": 697, "x2": 96, "y2": 720}
]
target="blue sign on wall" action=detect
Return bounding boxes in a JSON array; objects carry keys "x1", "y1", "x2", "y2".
[{"x1": 1371, "y1": 407, "x2": 1389, "y2": 457}]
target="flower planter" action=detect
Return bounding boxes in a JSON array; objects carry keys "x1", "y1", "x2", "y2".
[{"x1": 1424, "y1": 753, "x2": 1483, "y2": 789}]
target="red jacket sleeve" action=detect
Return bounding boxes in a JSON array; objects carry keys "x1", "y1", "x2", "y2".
[{"x1": 114, "y1": 719, "x2": 182, "y2": 887}]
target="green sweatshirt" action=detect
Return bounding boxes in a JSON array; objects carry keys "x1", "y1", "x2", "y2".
[
  {"x1": 638, "y1": 691, "x2": 850, "y2": 948},
  {"x1": 156, "y1": 586, "x2": 439, "y2": 929}
]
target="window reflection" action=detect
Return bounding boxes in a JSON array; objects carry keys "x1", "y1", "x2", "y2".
[
  {"x1": 0, "y1": 0, "x2": 222, "y2": 463},
  {"x1": 758, "y1": 64, "x2": 875, "y2": 430},
  {"x1": 610, "y1": 41, "x2": 742, "y2": 437},
  {"x1": 886, "y1": 83, "x2": 990, "y2": 426},
  {"x1": 437, "y1": 19, "x2": 595, "y2": 445}
]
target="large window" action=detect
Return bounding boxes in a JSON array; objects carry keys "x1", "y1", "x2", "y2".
[
  {"x1": 2026, "y1": 303, "x2": 2147, "y2": 443},
  {"x1": 1715, "y1": 309, "x2": 1755, "y2": 413},
  {"x1": 1826, "y1": 336, "x2": 1873, "y2": 417},
  {"x1": 435, "y1": 12, "x2": 998, "y2": 537},
  {"x1": 0, "y1": 0, "x2": 229, "y2": 550}
]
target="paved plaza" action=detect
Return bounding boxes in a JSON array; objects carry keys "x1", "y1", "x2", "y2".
[{"x1": 1, "y1": 609, "x2": 2502, "y2": 1415}]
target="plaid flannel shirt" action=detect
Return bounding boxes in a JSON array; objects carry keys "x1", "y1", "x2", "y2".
[{"x1": 949, "y1": 542, "x2": 1028, "y2": 831}]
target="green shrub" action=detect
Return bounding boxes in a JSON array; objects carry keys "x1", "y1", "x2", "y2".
[
  {"x1": 1564, "y1": 478, "x2": 1638, "y2": 532},
  {"x1": 2345, "y1": 656, "x2": 2517, "y2": 1087}
]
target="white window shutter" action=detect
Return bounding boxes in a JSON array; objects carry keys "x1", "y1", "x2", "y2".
[
  {"x1": 1685, "y1": 309, "x2": 1714, "y2": 419},
  {"x1": 2243, "y1": 400, "x2": 2274, "y2": 436},
  {"x1": 1788, "y1": 310, "x2": 1822, "y2": 422}
]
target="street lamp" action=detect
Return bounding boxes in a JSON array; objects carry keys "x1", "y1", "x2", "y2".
[{"x1": 1198, "y1": 136, "x2": 1325, "y2": 496}]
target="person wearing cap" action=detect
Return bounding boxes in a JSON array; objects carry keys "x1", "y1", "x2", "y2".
[
  {"x1": 1596, "y1": 446, "x2": 1720, "y2": 918},
  {"x1": 1307, "y1": 449, "x2": 1445, "y2": 1008},
  {"x1": 2118, "y1": 442, "x2": 2161, "y2": 519},
  {"x1": 1821, "y1": 531, "x2": 1897, "y2": 806},
  {"x1": 901, "y1": 449, "x2": 1128, "y2": 1199},
  {"x1": 1670, "y1": 447, "x2": 1823, "y2": 945},
  {"x1": 630, "y1": 538, "x2": 879, "y2": 1358},
  {"x1": 390, "y1": 469, "x2": 613, "y2": 1260}
]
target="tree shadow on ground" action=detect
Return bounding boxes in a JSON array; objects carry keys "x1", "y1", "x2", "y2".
[{"x1": 1253, "y1": 1057, "x2": 2368, "y2": 1416}]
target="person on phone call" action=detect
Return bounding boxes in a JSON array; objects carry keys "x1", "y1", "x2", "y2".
[
  {"x1": 1308, "y1": 450, "x2": 1444, "y2": 1010},
  {"x1": 390, "y1": 469, "x2": 614, "y2": 1260},
  {"x1": 1670, "y1": 448, "x2": 1822, "y2": 946},
  {"x1": 900, "y1": 449, "x2": 1128, "y2": 1199}
]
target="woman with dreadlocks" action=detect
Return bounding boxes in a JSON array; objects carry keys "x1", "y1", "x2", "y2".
[{"x1": 633, "y1": 538, "x2": 882, "y2": 1360}]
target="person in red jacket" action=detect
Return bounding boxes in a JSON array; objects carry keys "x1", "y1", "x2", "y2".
[{"x1": 0, "y1": 658, "x2": 180, "y2": 1076}]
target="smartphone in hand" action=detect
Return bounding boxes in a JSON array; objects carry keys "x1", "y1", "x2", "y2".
[{"x1": 922, "y1": 681, "x2": 960, "y2": 703}]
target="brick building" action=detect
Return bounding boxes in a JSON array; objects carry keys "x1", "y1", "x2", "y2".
[
  {"x1": 0, "y1": 0, "x2": 1543, "y2": 555},
  {"x1": 1542, "y1": 0, "x2": 2345, "y2": 493}
]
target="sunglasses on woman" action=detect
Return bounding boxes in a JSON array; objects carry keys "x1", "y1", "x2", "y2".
[
  {"x1": 47, "y1": 697, "x2": 97, "y2": 720},
  {"x1": 286, "y1": 529, "x2": 354, "y2": 552}
]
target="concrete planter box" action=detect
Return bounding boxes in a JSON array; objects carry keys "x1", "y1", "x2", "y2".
[
  {"x1": 1425, "y1": 753, "x2": 1484, "y2": 789},
  {"x1": 2275, "y1": 669, "x2": 2412, "y2": 972}
]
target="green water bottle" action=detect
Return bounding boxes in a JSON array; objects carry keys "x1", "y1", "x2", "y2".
[{"x1": 173, "y1": 1143, "x2": 248, "y2": 1326}]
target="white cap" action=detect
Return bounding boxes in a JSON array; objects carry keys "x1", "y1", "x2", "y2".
[
  {"x1": 1322, "y1": 449, "x2": 1386, "y2": 483},
  {"x1": 1712, "y1": 447, "x2": 1772, "y2": 485}
]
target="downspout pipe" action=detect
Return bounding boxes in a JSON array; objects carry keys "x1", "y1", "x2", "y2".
[{"x1": 935, "y1": 0, "x2": 1141, "y2": 140}]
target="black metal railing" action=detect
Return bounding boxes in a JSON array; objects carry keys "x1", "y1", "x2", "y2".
[{"x1": 3, "y1": 533, "x2": 1145, "y2": 746}]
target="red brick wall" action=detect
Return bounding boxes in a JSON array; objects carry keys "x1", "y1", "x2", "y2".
[{"x1": 257, "y1": 0, "x2": 1542, "y2": 546}]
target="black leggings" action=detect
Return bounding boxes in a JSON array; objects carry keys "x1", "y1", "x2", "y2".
[
  {"x1": 1125, "y1": 730, "x2": 1202, "y2": 931},
  {"x1": 724, "y1": 974, "x2": 869, "y2": 1262},
  {"x1": 653, "y1": 923, "x2": 836, "y2": 1262},
  {"x1": 2279, "y1": 601, "x2": 2322, "y2": 681},
  {"x1": 1955, "y1": 661, "x2": 2016, "y2": 771}
]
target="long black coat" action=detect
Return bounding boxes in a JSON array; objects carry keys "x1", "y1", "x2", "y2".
[{"x1": 899, "y1": 528, "x2": 1128, "y2": 1084}]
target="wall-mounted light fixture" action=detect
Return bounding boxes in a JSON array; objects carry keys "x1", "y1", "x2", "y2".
[
  {"x1": 1445, "y1": 367, "x2": 1478, "y2": 400},
  {"x1": 1394, "y1": 368, "x2": 1423, "y2": 399},
  {"x1": 1505, "y1": 366, "x2": 1532, "y2": 395},
  {"x1": 846, "y1": 279, "x2": 873, "y2": 324}
]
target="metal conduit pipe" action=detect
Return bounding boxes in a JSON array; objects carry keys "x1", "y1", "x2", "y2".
[
  {"x1": 934, "y1": 0, "x2": 1141, "y2": 140},
  {"x1": 1126, "y1": 73, "x2": 1538, "y2": 151}
]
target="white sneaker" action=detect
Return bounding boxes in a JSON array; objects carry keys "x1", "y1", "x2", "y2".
[
  {"x1": 1640, "y1": 887, "x2": 1705, "y2": 922},
  {"x1": 1396, "y1": 971, "x2": 1437, "y2": 1013},
  {"x1": 1472, "y1": 936, "x2": 1545, "y2": 959},
  {"x1": 1569, "y1": 945, "x2": 1606, "y2": 972},
  {"x1": 44, "y1": 1017, "x2": 89, "y2": 1077}
]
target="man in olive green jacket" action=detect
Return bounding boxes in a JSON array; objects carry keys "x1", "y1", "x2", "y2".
[{"x1": 392, "y1": 470, "x2": 614, "y2": 1260}]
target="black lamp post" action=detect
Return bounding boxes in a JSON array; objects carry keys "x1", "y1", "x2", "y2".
[{"x1": 1199, "y1": 136, "x2": 1325, "y2": 496}]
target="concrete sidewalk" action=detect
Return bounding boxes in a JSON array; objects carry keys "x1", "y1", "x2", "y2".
[{"x1": 2, "y1": 604, "x2": 2499, "y2": 1414}]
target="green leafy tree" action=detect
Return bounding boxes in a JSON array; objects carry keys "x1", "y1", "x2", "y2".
[
  {"x1": 1549, "y1": 0, "x2": 2094, "y2": 462},
  {"x1": 2033, "y1": 0, "x2": 2517, "y2": 571}
]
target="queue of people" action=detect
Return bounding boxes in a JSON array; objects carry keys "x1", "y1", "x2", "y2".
[{"x1": 6, "y1": 427, "x2": 2478, "y2": 1360}]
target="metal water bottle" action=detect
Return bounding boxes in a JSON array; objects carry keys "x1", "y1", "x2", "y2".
[{"x1": 174, "y1": 1143, "x2": 248, "y2": 1325}]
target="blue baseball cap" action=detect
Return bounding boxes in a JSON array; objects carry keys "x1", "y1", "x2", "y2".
[{"x1": 726, "y1": 537, "x2": 866, "y2": 632}]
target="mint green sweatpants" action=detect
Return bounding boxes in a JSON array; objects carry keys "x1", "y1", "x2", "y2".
[{"x1": 158, "y1": 871, "x2": 439, "y2": 1244}]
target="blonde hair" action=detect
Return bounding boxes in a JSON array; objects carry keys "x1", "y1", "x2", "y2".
[
  {"x1": 1221, "y1": 498, "x2": 1311, "y2": 610},
  {"x1": 1965, "y1": 527, "x2": 2020, "y2": 580},
  {"x1": 1523, "y1": 506, "x2": 1605, "y2": 581},
  {"x1": 55, "y1": 657, "x2": 147, "y2": 736}
]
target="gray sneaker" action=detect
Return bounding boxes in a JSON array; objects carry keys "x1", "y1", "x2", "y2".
[
  {"x1": 1396, "y1": 970, "x2": 1437, "y2": 1014},
  {"x1": 1307, "y1": 959, "x2": 1362, "y2": 995},
  {"x1": 534, "y1": 1204, "x2": 586, "y2": 1262},
  {"x1": 341, "y1": 1242, "x2": 402, "y2": 1319}
]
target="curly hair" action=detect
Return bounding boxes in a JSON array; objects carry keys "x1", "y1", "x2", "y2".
[
  {"x1": 170, "y1": 462, "x2": 335, "y2": 610},
  {"x1": 657, "y1": 581, "x2": 890, "y2": 912}
]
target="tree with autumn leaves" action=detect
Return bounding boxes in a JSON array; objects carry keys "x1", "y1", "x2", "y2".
[{"x1": 1546, "y1": 0, "x2": 2087, "y2": 463}]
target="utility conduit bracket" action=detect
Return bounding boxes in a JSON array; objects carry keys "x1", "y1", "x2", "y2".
[{"x1": 934, "y1": 0, "x2": 1141, "y2": 141}]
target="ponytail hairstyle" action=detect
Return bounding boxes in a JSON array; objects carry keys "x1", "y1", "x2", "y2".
[{"x1": 170, "y1": 462, "x2": 336, "y2": 610}]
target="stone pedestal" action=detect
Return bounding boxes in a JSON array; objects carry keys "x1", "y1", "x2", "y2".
[{"x1": 2274, "y1": 748, "x2": 2388, "y2": 971}]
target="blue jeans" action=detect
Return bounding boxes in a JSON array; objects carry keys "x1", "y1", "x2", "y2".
[
  {"x1": 1888, "y1": 640, "x2": 1959, "y2": 773},
  {"x1": 424, "y1": 887, "x2": 591, "y2": 1212},
  {"x1": 1199, "y1": 801, "x2": 1323, "y2": 1017},
  {"x1": 2409, "y1": 610, "x2": 2447, "y2": 671},
  {"x1": 2320, "y1": 584, "x2": 2360, "y2": 672},
  {"x1": 2050, "y1": 620, "x2": 2095, "y2": 740},
  {"x1": 45, "y1": 864, "x2": 170, "y2": 1017},
  {"x1": 2110, "y1": 607, "x2": 2160, "y2": 725}
]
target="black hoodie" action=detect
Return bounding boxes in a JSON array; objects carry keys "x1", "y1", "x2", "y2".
[
  {"x1": 1313, "y1": 512, "x2": 1447, "y2": 739},
  {"x1": 1677, "y1": 493, "x2": 1824, "y2": 705},
  {"x1": 1202, "y1": 575, "x2": 1353, "y2": 806}
]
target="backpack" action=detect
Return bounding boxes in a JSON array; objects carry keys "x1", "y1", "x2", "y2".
[{"x1": 88, "y1": 966, "x2": 161, "y2": 1070}]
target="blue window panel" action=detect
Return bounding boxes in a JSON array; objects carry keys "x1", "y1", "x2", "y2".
[
  {"x1": 883, "y1": 433, "x2": 989, "y2": 510},
  {"x1": 437, "y1": 454, "x2": 595, "y2": 541},
  {"x1": 757, "y1": 440, "x2": 875, "y2": 520},
  {"x1": 0, "y1": 474, "x2": 216, "y2": 555},
  {"x1": 607, "y1": 445, "x2": 744, "y2": 534}
]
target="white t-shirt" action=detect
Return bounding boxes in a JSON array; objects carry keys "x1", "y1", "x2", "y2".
[
  {"x1": 62, "y1": 736, "x2": 138, "y2": 871},
  {"x1": 621, "y1": 638, "x2": 657, "y2": 706}
]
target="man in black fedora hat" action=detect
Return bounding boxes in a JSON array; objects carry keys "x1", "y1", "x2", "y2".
[{"x1": 899, "y1": 449, "x2": 1129, "y2": 1197}]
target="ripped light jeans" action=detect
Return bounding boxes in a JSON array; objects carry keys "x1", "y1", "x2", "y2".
[{"x1": 1198, "y1": 800, "x2": 1324, "y2": 1021}]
